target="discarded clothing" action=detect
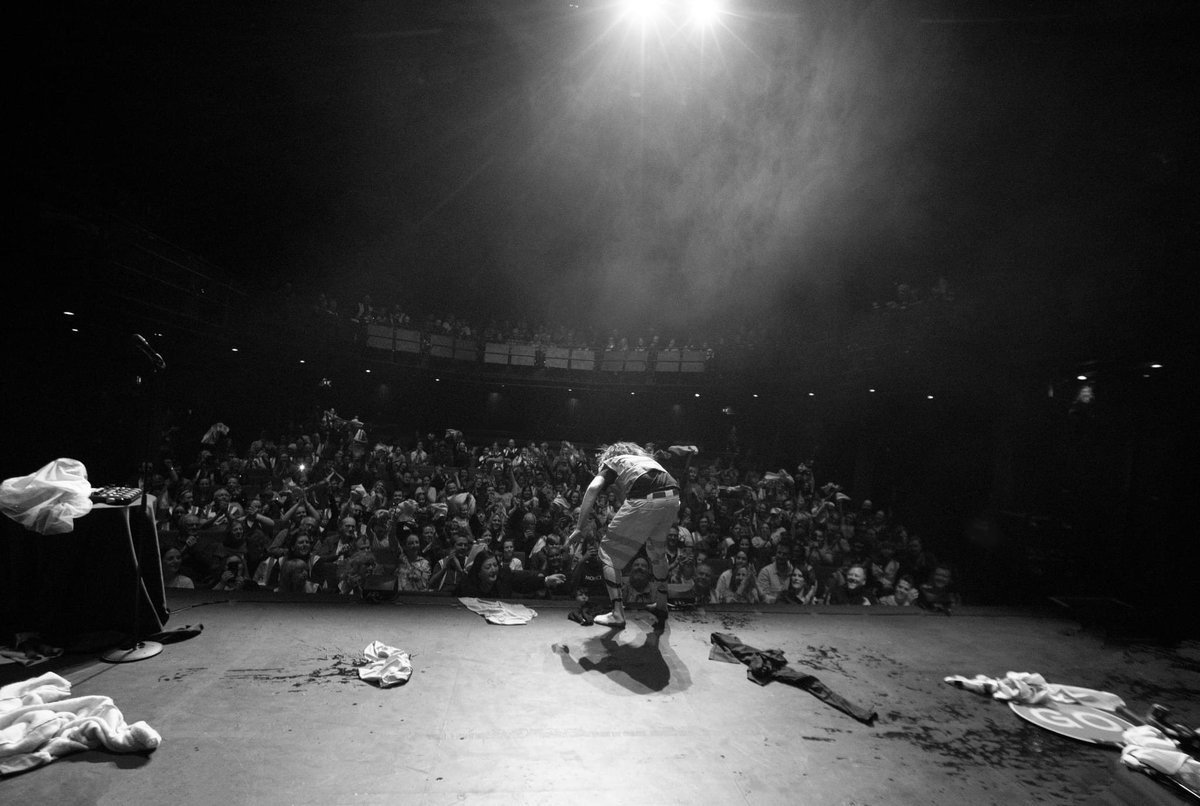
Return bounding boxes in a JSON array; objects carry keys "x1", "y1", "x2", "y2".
[
  {"x1": 0, "y1": 459, "x2": 93, "y2": 535},
  {"x1": 1121, "y1": 725, "x2": 1200, "y2": 798},
  {"x1": 0, "y1": 672, "x2": 161, "y2": 775},
  {"x1": 709, "y1": 632, "x2": 877, "y2": 725},
  {"x1": 358, "y1": 641, "x2": 413, "y2": 688},
  {"x1": 0, "y1": 635, "x2": 64, "y2": 667},
  {"x1": 944, "y1": 671, "x2": 1127, "y2": 711},
  {"x1": 458, "y1": 598, "x2": 538, "y2": 625},
  {"x1": 567, "y1": 601, "x2": 608, "y2": 627}
]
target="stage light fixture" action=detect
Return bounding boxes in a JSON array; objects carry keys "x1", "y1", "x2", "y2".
[
  {"x1": 1150, "y1": 363, "x2": 1163, "y2": 369},
  {"x1": 63, "y1": 310, "x2": 75, "y2": 316},
  {"x1": 1076, "y1": 375, "x2": 1087, "y2": 381},
  {"x1": 231, "y1": 347, "x2": 239, "y2": 352}
]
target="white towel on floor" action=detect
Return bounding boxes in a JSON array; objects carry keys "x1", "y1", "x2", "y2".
[
  {"x1": 943, "y1": 671, "x2": 1126, "y2": 710},
  {"x1": 0, "y1": 672, "x2": 161, "y2": 775},
  {"x1": 358, "y1": 641, "x2": 413, "y2": 688},
  {"x1": 458, "y1": 598, "x2": 538, "y2": 625}
]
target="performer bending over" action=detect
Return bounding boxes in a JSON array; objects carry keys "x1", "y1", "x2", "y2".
[{"x1": 569, "y1": 442, "x2": 681, "y2": 628}]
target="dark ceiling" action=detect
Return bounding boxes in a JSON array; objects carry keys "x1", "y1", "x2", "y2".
[{"x1": 16, "y1": 0, "x2": 1200, "y2": 354}]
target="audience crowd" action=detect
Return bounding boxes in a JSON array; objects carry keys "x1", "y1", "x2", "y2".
[{"x1": 148, "y1": 413, "x2": 961, "y2": 611}]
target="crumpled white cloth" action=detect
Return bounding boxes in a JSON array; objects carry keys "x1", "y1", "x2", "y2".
[
  {"x1": 458, "y1": 598, "x2": 538, "y2": 625},
  {"x1": 0, "y1": 459, "x2": 93, "y2": 535},
  {"x1": 0, "y1": 672, "x2": 161, "y2": 775},
  {"x1": 357, "y1": 641, "x2": 413, "y2": 688},
  {"x1": 943, "y1": 671, "x2": 1126, "y2": 710},
  {"x1": 1121, "y1": 725, "x2": 1200, "y2": 792}
]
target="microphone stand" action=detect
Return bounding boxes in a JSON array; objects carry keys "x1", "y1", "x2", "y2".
[{"x1": 102, "y1": 339, "x2": 166, "y2": 663}]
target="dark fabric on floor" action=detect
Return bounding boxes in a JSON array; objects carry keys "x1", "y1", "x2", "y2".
[{"x1": 710, "y1": 631, "x2": 878, "y2": 725}]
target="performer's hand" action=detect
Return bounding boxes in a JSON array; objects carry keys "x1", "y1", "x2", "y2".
[
  {"x1": 544, "y1": 573, "x2": 566, "y2": 588},
  {"x1": 565, "y1": 529, "x2": 582, "y2": 549}
]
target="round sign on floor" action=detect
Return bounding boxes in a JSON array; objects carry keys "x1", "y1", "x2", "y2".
[{"x1": 1009, "y1": 701, "x2": 1137, "y2": 746}]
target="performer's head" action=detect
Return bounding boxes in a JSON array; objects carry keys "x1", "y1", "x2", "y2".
[{"x1": 597, "y1": 441, "x2": 649, "y2": 464}]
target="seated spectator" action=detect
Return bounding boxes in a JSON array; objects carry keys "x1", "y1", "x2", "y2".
[
  {"x1": 668, "y1": 555, "x2": 697, "y2": 599},
  {"x1": 918, "y1": 564, "x2": 961, "y2": 611},
  {"x1": 429, "y1": 533, "x2": 471, "y2": 592},
  {"x1": 621, "y1": 556, "x2": 655, "y2": 606},
  {"x1": 828, "y1": 564, "x2": 873, "y2": 605},
  {"x1": 177, "y1": 514, "x2": 218, "y2": 586},
  {"x1": 161, "y1": 546, "x2": 194, "y2": 589},
  {"x1": 756, "y1": 542, "x2": 793, "y2": 604},
  {"x1": 878, "y1": 574, "x2": 919, "y2": 606},
  {"x1": 869, "y1": 542, "x2": 901, "y2": 596},
  {"x1": 337, "y1": 549, "x2": 380, "y2": 596},
  {"x1": 777, "y1": 567, "x2": 818, "y2": 605},
  {"x1": 715, "y1": 563, "x2": 762, "y2": 604},
  {"x1": 169, "y1": 487, "x2": 200, "y2": 531},
  {"x1": 499, "y1": 538, "x2": 523, "y2": 571},
  {"x1": 269, "y1": 515, "x2": 319, "y2": 559},
  {"x1": 396, "y1": 530, "x2": 432, "y2": 592},
  {"x1": 454, "y1": 550, "x2": 566, "y2": 598},
  {"x1": 365, "y1": 509, "x2": 401, "y2": 566},
  {"x1": 317, "y1": 516, "x2": 361, "y2": 563},
  {"x1": 278, "y1": 557, "x2": 320, "y2": 594},
  {"x1": 900, "y1": 535, "x2": 937, "y2": 583},
  {"x1": 569, "y1": 540, "x2": 611, "y2": 606},
  {"x1": 691, "y1": 561, "x2": 718, "y2": 605},
  {"x1": 212, "y1": 554, "x2": 255, "y2": 592},
  {"x1": 201, "y1": 487, "x2": 242, "y2": 529}
]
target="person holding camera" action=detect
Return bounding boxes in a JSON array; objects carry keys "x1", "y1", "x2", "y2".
[{"x1": 212, "y1": 554, "x2": 254, "y2": 591}]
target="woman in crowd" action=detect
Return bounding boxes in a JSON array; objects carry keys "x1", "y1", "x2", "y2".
[
  {"x1": 395, "y1": 529, "x2": 431, "y2": 592},
  {"x1": 778, "y1": 567, "x2": 818, "y2": 605},
  {"x1": 715, "y1": 563, "x2": 762, "y2": 604},
  {"x1": 161, "y1": 545, "x2": 194, "y2": 589},
  {"x1": 454, "y1": 550, "x2": 566, "y2": 598}
]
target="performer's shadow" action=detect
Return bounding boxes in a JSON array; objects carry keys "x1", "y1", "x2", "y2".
[{"x1": 555, "y1": 617, "x2": 691, "y2": 695}]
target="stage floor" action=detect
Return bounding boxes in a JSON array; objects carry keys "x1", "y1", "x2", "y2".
[{"x1": 2, "y1": 593, "x2": 1197, "y2": 805}]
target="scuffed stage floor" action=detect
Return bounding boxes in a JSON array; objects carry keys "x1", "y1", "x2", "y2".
[{"x1": 2, "y1": 593, "x2": 1197, "y2": 805}]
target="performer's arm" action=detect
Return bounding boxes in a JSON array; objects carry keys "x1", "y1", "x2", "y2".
[{"x1": 567, "y1": 473, "x2": 606, "y2": 549}]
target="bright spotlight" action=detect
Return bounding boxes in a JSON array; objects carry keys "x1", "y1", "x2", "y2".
[
  {"x1": 622, "y1": 0, "x2": 662, "y2": 23},
  {"x1": 689, "y1": 0, "x2": 721, "y2": 25}
]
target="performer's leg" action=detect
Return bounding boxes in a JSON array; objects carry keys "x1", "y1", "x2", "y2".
[
  {"x1": 643, "y1": 524, "x2": 670, "y2": 620},
  {"x1": 595, "y1": 543, "x2": 625, "y2": 625}
]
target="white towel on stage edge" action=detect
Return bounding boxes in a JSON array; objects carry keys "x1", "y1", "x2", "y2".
[
  {"x1": 0, "y1": 672, "x2": 161, "y2": 776},
  {"x1": 358, "y1": 641, "x2": 413, "y2": 688},
  {"x1": 458, "y1": 598, "x2": 538, "y2": 625}
]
